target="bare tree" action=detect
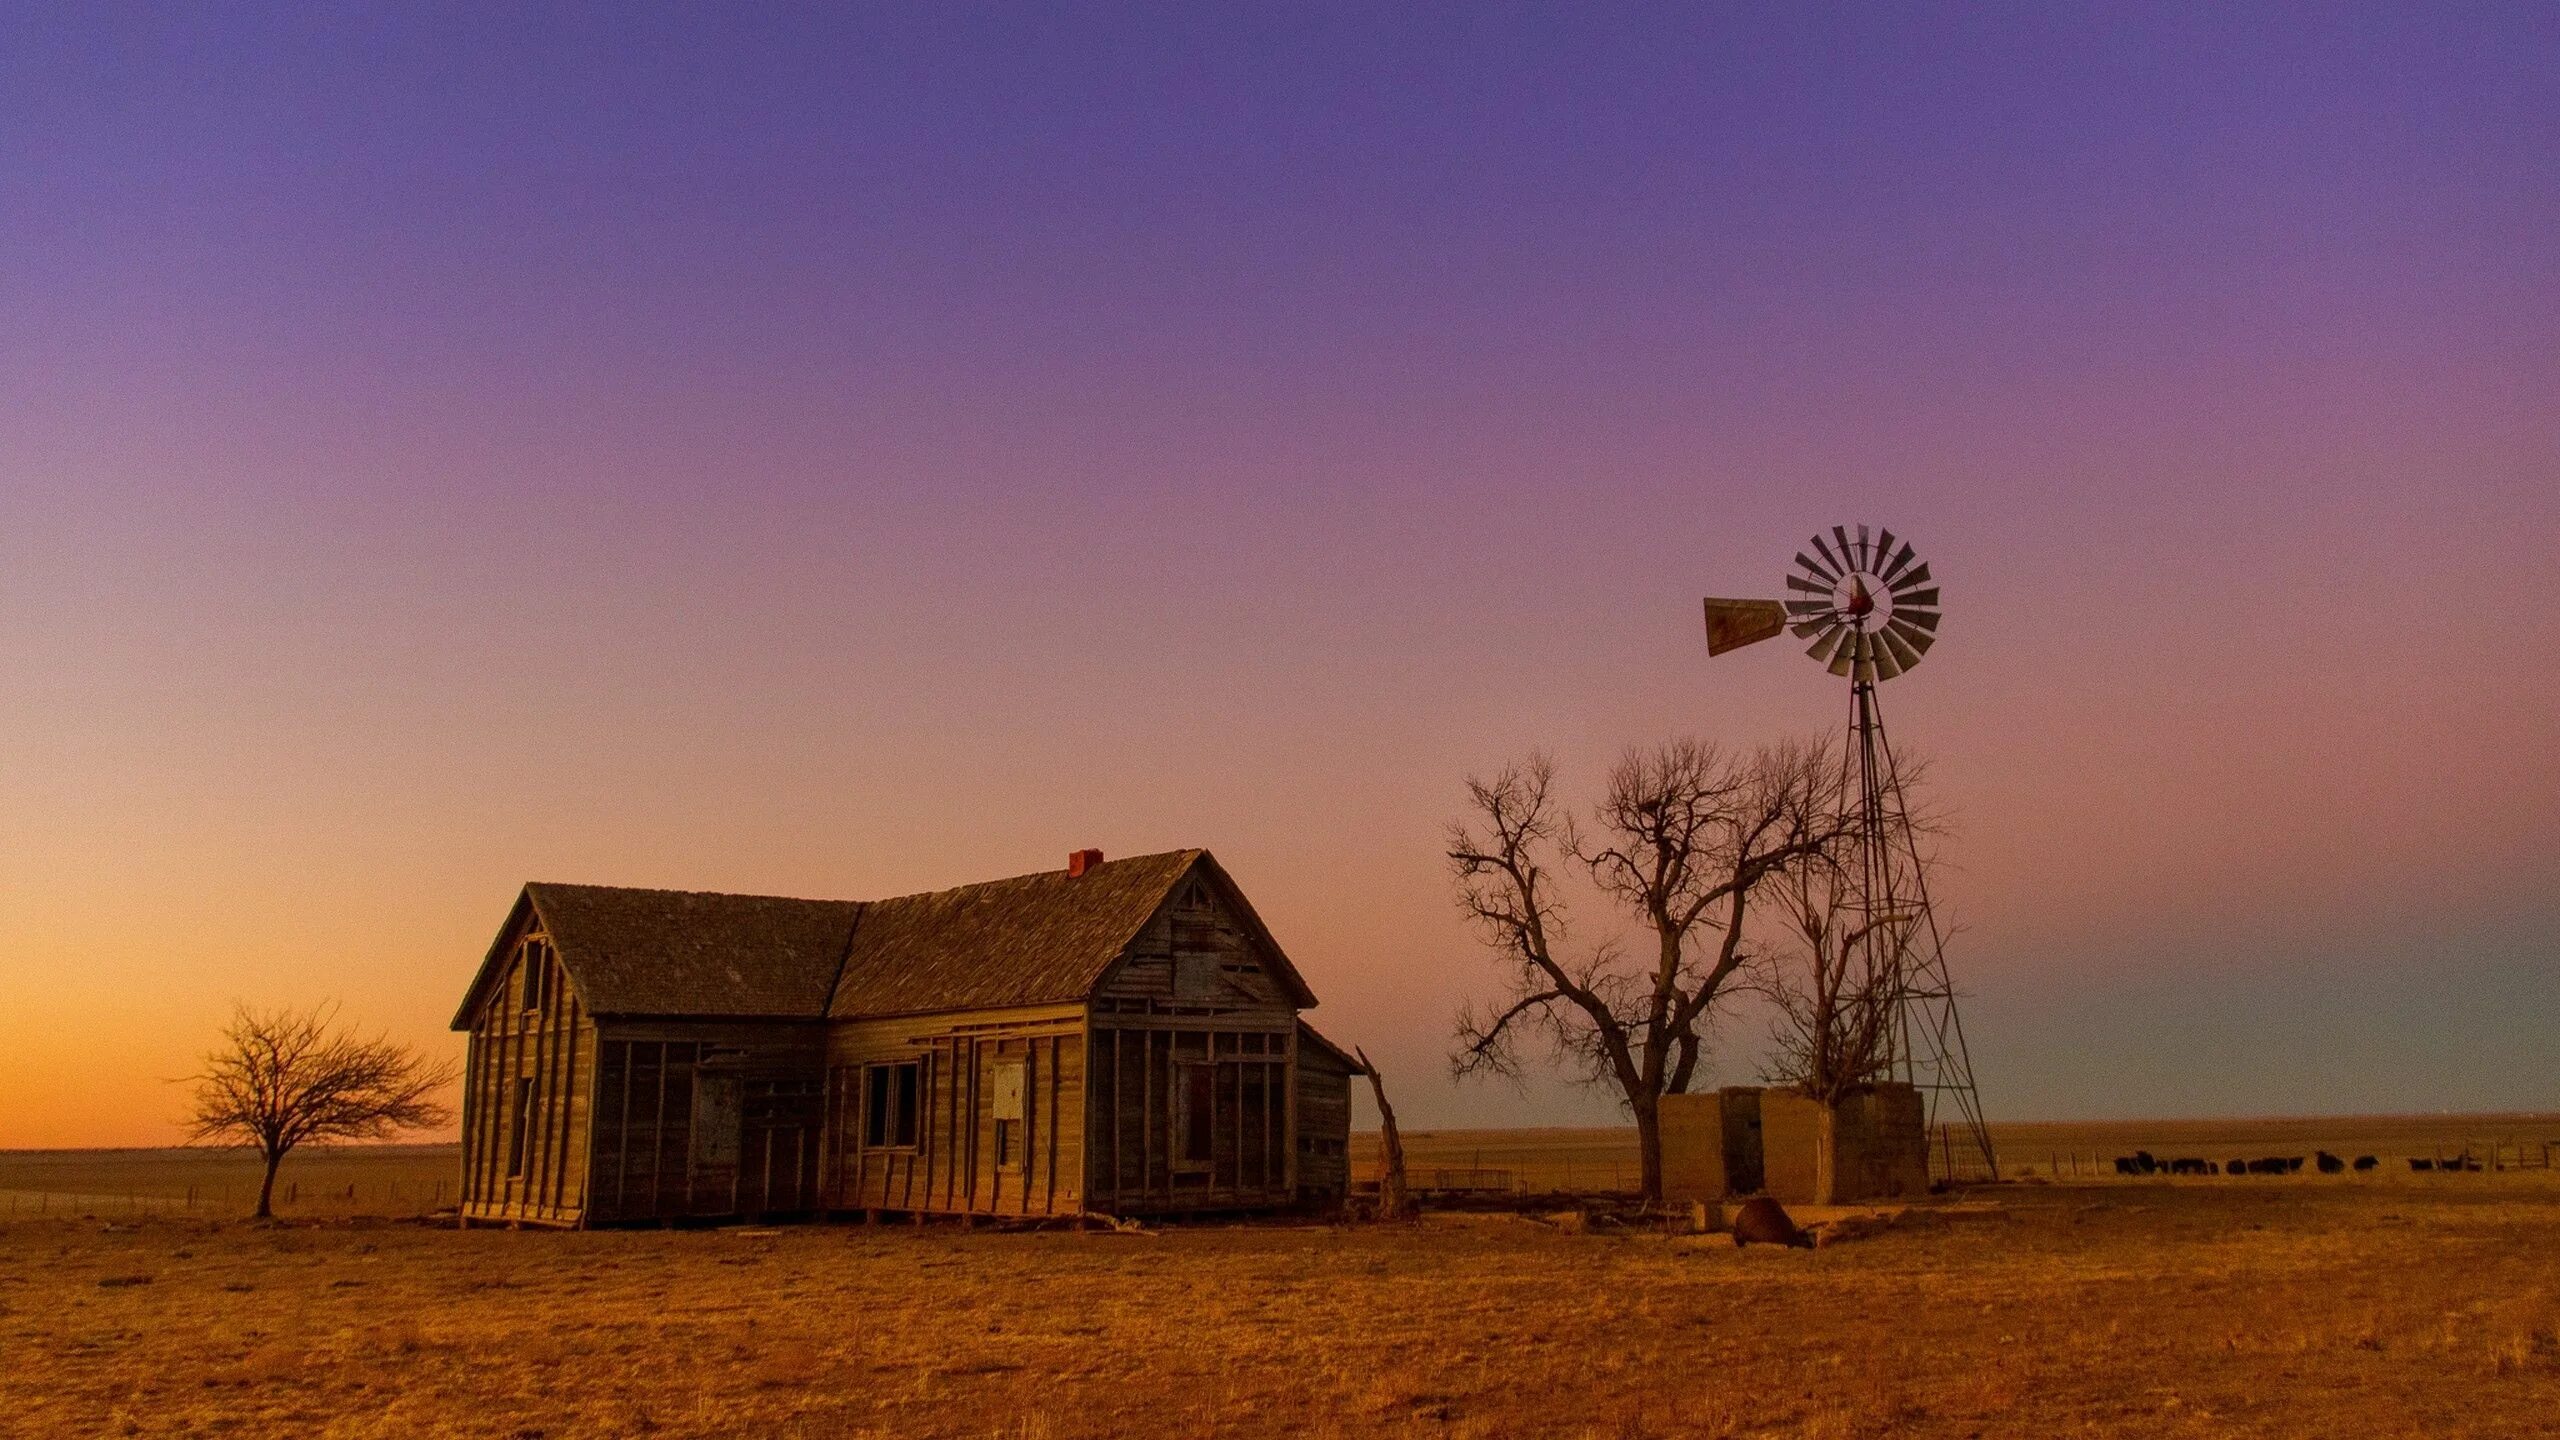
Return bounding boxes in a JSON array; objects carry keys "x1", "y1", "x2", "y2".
[
  {"x1": 1446, "y1": 736, "x2": 1850, "y2": 1201},
  {"x1": 184, "y1": 1002, "x2": 456, "y2": 1219},
  {"x1": 1757, "y1": 858, "x2": 1903, "y2": 1101},
  {"x1": 1756, "y1": 758, "x2": 1944, "y2": 1201}
]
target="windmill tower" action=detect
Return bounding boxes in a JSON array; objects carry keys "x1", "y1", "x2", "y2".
[{"x1": 1701, "y1": 525, "x2": 1997, "y2": 1178}]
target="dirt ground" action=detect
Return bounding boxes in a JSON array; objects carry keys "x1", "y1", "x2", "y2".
[{"x1": 4, "y1": 1176, "x2": 2555, "y2": 1438}]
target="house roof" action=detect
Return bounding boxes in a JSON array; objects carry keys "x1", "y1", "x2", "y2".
[
  {"x1": 829, "y1": 848, "x2": 1204, "y2": 1018},
  {"x1": 452, "y1": 849, "x2": 1317, "y2": 1028},
  {"x1": 527, "y1": 883, "x2": 862, "y2": 1021},
  {"x1": 1296, "y1": 1021, "x2": 1368, "y2": 1075}
]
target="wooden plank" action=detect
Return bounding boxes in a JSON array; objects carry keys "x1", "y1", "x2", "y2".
[
  {"x1": 551, "y1": 1007, "x2": 578, "y2": 1214},
  {"x1": 649, "y1": 1040, "x2": 669, "y2": 1220},
  {"x1": 1141, "y1": 1028, "x2": 1155, "y2": 1200},
  {"x1": 1106, "y1": 1028, "x2": 1122, "y2": 1207},
  {"x1": 612, "y1": 1038, "x2": 632, "y2": 1219},
  {"x1": 458, "y1": 1030, "x2": 481, "y2": 1207},
  {"x1": 1045, "y1": 1033, "x2": 1062, "y2": 1215},
  {"x1": 964, "y1": 1036, "x2": 980, "y2": 1213},
  {"x1": 1283, "y1": 1026, "x2": 1299, "y2": 1196},
  {"x1": 531, "y1": 986, "x2": 557, "y2": 1218}
]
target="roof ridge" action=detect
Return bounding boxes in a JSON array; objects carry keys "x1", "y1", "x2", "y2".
[
  {"x1": 852, "y1": 848, "x2": 1203, "y2": 908},
  {"x1": 822, "y1": 898, "x2": 870, "y2": 1017},
  {"x1": 525, "y1": 849, "x2": 1207, "y2": 910}
]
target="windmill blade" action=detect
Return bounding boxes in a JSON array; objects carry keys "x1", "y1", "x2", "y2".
[
  {"x1": 1827, "y1": 633, "x2": 1857, "y2": 676},
  {"x1": 1790, "y1": 618, "x2": 1834, "y2": 639},
  {"x1": 1831, "y1": 526, "x2": 1856, "y2": 573},
  {"x1": 1702, "y1": 598, "x2": 1789, "y2": 656},
  {"x1": 1871, "y1": 529, "x2": 1898, "y2": 575},
  {"x1": 1890, "y1": 606, "x2": 1940, "y2": 632},
  {"x1": 1810, "y1": 532, "x2": 1845, "y2": 576},
  {"x1": 1879, "y1": 626, "x2": 1923, "y2": 671},
  {"x1": 1784, "y1": 598, "x2": 1832, "y2": 616},
  {"x1": 1895, "y1": 587, "x2": 1939, "y2": 608},
  {"x1": 1786, "y1": 574, "x2": 1833, "y2": 596},
  {"x1": 1854, "y1": 524, "x2": 1873, "y2": 571},
  {"x1": 1794, "y1": 550, "x2": 1839, "y2": 583},
  {"x1": 1872, "y1": 642, "x2": 1903, "y2": 681},
  {"x1": 1886, "y1": 614, "x2": 1938, "y2": 652},
  {"x1": 1851, "y1": 632, "x2": 1879, "y2": 683},
  {"x1": 1808, "y1": 624, "x2": 1850, "y2": 665},
  {"x1": 1879, "y1": 540, "x2": 1916, "y2": 583},
  {"x1": 1888, "y1": 562, "x2": 1932, "y2": 593}
]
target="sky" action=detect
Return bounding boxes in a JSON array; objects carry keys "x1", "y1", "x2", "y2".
[{"x1": 2, "y1": 4, "x2": 2554, "y2": 1148}]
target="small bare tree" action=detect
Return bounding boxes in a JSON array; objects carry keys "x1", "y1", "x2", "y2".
[
  {"x1": 184, "y1": 1002, "x2": 456, "y2": 1219},
  {"x1": 1757, "y1": 759, "x2": 1943, "y2": 1201},
  {"x1": 1758, "y1": 858, "x2": 1904, "y2": 1097},
  {"x1": 1446, "y1": 736, "x2": 1850, "y2": 1202}
]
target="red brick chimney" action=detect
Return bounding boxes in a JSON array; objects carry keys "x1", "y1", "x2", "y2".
[{"x1": 1067, "y1": 848, "x2": 1104, "y2": 878}]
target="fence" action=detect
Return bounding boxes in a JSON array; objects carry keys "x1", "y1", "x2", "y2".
[
  {"x1": 0, "y1": 1176, "x2": 455, "y2": 1219},
  {"x1": 1995, "y1": 1138, "x2": 2559, "y2": 1180}
]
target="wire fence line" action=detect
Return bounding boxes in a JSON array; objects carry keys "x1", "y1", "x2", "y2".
[{"x1": 0, "y1": 1176, "x2": 456, "y2": 1219}]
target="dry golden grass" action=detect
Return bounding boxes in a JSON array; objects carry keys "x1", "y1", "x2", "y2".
[{"x1": 4, "y1": 1169, "x2": 2557, "y2": 1437}]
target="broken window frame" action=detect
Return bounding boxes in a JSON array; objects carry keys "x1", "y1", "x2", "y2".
[{"x1": 862, "y1": 1060, "x2": 921, "y2": 1151}]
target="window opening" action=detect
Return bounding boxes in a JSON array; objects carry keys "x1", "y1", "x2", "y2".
[
  {"x1": 506, "y1": 1077, "x2": 534, "y2": 1178},
  {"x1": 863, "y1": 1061, "x2": 921, "y2": 1149}
]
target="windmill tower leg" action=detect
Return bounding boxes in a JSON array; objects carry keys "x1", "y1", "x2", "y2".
[{"x1": 1848, "y1": 680, "x2": 1997, "y2": 1180}]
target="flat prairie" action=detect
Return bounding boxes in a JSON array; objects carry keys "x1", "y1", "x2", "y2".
[{"x1": 4, "y1": 1134, "x2": 2557, "y2": 1437}]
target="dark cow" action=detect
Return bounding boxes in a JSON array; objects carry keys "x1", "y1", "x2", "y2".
[
  {"x1": 2353, "y1": 1155, "x2": 2378, "y2": 1172},
  {"x1": 2315, "y1": 1151, "x2": 2345, "y2": 1175},
  {"x1": 2114, "y1": 1151, "x2": 2161, "y2": 1176},
  {"x1": 1731, "y1": 1196, "x2": 1814, "y2": 1250},
  {"x1": 2169, "y1": 1158, "x2": 2214, "y2": 1176},
  {"x1": 2409, "y1": 1158, "x2": 2435, "y2": 1173},
  {"x1": 2244, "y1": 1157, "x2": 2292, "y2": 1176},
  {"x1": 2230, "y1": 1157, "x2": 2251, "y2": 1175}
]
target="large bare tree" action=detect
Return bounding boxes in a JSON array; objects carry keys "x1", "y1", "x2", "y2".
[
  {"x1": 1446, "y1": 737, "x2": 1849, "y2": 1201},
  {"x1": 184, "y1": 1002, "x2": 456, "y2": 1218}
]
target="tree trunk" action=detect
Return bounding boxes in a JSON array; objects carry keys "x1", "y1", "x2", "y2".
[
  {"x1": 1813, "y1": 1101, "x2": 1839, "y2": 1206},
  {"x1": 255, "y1": 1150, "x2": 282, "y2": 1220},
  {"x1": 1633, "y1": 1091, "x2": 1663, "y2": 1205},
  {"x1": 1355, "y1": 1049, "x2": 1413, "y2": 1221}
]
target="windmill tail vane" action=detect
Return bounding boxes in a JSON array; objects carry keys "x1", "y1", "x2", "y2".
[{"x1": 1701, "y1": 524, "x2": 1995, "y2": 1181}]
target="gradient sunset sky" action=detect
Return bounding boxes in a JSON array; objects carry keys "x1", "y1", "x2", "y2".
[{"x1": 3, "y1": 6, "x2": 2554, "y2": 1147}]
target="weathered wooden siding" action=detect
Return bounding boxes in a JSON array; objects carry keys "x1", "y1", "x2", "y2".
[
  {"x1": 1085, "y1": 1023, "x2": 1295, "y2": 1213},
  {"x1": 822, "y1": 1006, "x2": 1085, "y2": 1217},
  {"x1": 459, "y1": 925, "x2": 596, "y2": 1226},
  {"x1": 1293, "y1": 1039, "x2": 1355, "y2": 1203},
  {"x1": 1084, "y1": 877, "x2": 1303, "y2": 1214},
  {"x1": 1095, "y1": 872, "x2": 1295, "y2": 1015},
  {"x1": 582, "y1": 1020, "x2": 827, "y2": 1224}
]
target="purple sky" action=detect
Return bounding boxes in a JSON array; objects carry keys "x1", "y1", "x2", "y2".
[{"x1": 2, "y1": 5, "x2": 2554, "y2": 1144}]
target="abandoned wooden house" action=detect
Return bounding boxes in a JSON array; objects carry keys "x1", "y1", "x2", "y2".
[{"x1": 449, "y1": 848, "x2": 1365, "y2": 1227}]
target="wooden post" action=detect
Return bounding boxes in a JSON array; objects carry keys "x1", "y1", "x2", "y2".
[{"x1": 1103, "y1": 1029, "x2": 1121, "y2": 1209}]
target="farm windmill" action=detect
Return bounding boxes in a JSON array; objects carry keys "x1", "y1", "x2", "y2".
[{"x1": 1701, "y1": 525, "x2": 1997, "y2": 1178}]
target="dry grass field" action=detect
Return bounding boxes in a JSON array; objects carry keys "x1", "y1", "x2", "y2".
[{"x1": 4, "y1": 1119, "x2": 2558, "y2": 1438}]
